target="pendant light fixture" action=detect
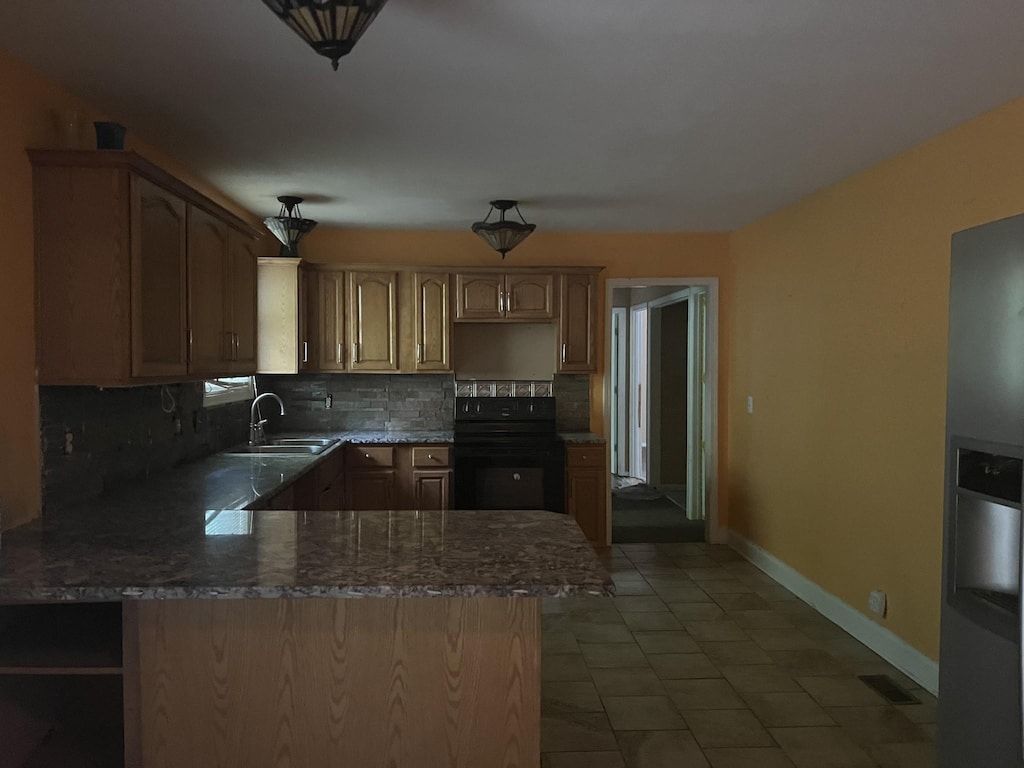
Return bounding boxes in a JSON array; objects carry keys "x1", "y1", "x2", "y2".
[
  {"x1": 262, "y1": 0, "x2": 389, "y2": 71},
  {"x1": 264, "y1": 196, "x2": 318, "y2": 257},
  {"x1": 471, "y1": 200, "x2": 536, "y2": 259}
]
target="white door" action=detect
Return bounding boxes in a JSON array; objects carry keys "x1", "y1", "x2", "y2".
[{"x1": 629, "y1": 304, "x2": 649, "y2": 482}]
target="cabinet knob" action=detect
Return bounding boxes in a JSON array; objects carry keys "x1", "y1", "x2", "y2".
[
  {"x1": 427, "y1": 453, "x2": 433, "y2": 460},
  {"x1": 365, "y1": 453, "x2": 371, "y2": 459}
]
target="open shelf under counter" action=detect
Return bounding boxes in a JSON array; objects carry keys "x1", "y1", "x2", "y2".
[{"x1": 0, "y1": 602, "x2": 123, "y2": 675}]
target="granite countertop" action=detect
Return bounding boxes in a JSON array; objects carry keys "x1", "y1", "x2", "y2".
[
  {"x1": 0, "y1": 508, "x2": 612, "y2": 602},
  {"x1": 559, "y1": 432, "x2": 607, "y2": 444},
  {"x1": 1, "y1": 429, "x2": 611, "y2": 601}
]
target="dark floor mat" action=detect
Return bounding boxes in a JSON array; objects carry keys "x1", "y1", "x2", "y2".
[{"x1": 612, "y1": 497, "x2": 704, "y2": 543}]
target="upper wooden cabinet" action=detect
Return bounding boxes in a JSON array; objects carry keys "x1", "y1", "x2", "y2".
[
  {"x1": 455, "y1": 272, "x2": 554, "y2": 321},
  {"x1": 348, "y1": 271, "x2": 399, "y2": 372},
  {"x1": 558, "y1": 272, "x2": 597, "y2": 373},
  {"x1": 413, "y1": 272, "x2": 451, "y2": 372},
  {"x1": 227, "y1": 228, "x2": 258, "y2": 373},
  {"x1": 31, "y1": 150, "x2": 260, "y2": 386},
  {"x1": 316, "y1": 270, "x2": 346, "y2": 372},
  {"x1": 130, "y1": 176, "x2": 188, "y2": 379},
  {"x1": 256, "y1": 258, "x2": 301, "y2": 374}
]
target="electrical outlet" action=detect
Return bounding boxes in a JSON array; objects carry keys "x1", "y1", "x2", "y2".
[
  {"x1": 869, "y1": 590, "x2": 887, "y2": 618},
  {"x1": 325, "y1": 393, "x2": 333, "y2": 409},
  {"x1": 746, "y1": 395, "x2": 754, "y2": 414},
  {"x1": 63, "y1": 429, "x2": 74, "y2": 455}
]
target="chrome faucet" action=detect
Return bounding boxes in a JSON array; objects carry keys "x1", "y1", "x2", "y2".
[{"x1": 249, "y1": 392, "x2": 286, "y2": 446}]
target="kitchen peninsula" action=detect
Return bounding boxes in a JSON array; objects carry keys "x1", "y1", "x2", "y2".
[{"x1": 0, "y1": 447, "x2": 612, "y2": 768}]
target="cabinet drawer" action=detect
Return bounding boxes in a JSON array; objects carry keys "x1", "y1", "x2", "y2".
[
  {"x1": 346, "y1": 445, "x2": 394, "y2": 468},
  {"x1": 566, "y1": 445, "x2": 605, "y2": 468},
  {"x1": 411, "y1": 446, "x2": 450, "y2": 468}
]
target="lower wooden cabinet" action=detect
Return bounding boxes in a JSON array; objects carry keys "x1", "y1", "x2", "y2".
[
  {"x1": 565, "y1": 444, "x2": 608, "y2": 545},
  {"x1": 343, "y1": 444, "x2": 451, "y2": 511}
]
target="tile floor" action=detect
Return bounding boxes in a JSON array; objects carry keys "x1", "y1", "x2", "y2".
[{"x1": 541, "y1": 542, "x2": 937, "y2": 767}]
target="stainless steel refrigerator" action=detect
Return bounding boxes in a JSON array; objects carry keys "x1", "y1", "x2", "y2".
[{"x1": 940, "y1": 213, "x2": 1024, "y2": 766}]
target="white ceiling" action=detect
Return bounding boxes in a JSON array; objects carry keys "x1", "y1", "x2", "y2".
[{"x1": 1, "y1": 1, "x2": 1022, "y2": 232}]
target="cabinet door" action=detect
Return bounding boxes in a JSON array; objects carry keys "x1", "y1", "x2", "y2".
[
  {"x1": 317, "y1": 271, "x2": 346, "y2": 371},
  {"x1": 506, "y1": 274, "x2": 555, "y2": 320},
  {"x1": 299, "y1": 264, "x2": 314, "y2": 371},
  {"x1": 348, "y1": 271, "x2": 398, "y2": 371},
  {"x1": 455, "y1": 274, "x2": 503, "y2": 320},
  {"x1": 566, "y1": 469, "x2": 606, "y2": 544},
  {"x1": 130, "y1": 176, "x2": 188, "y2": 378},
  {"x1": 414, "y1": 273, "x2": 451, "y2": 371},
  {"x1": 186, "y1": 206, "x2": 230, "y2": 375},
  {"x1": 558, "y1": 273, "x2": 596, "y2": 372},
  {"x1": 345, "y1": 471, "x2": 395, "y2": 510},
  {"x1": 228, "y1": 228, "x2": 258, "y2": 373},
  {"x1": 412, "y1": 470, "x2": 451, "y2": 511}
]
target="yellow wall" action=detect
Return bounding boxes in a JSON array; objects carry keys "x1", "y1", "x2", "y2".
[
  {"x1": 301, "y1": 229, "x2": 733, "y2": 520},
  {"x1": 0, "y1": 48, "x2": 255, "y2": 529},
  {"x1": 729, "y1": 96, "x2": 1024, "y2": 660}
]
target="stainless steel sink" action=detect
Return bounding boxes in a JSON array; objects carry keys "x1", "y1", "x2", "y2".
[
  {"x1": 222, "y1": 438, "x2": 337, "y2": 456},
  {"x1": 266, "y1": 438, "x2": 338, "y2": 447}
]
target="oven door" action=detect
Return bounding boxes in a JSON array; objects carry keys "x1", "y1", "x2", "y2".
[{"x1": 452, "y1": 446, "x2": 565, "y2": 513}]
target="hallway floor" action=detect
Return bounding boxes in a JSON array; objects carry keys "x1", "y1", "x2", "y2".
[{"x1": 541, "y1": 542, "x2": 937, "y2": 767}]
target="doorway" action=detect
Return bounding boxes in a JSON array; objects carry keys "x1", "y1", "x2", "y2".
[{"x1": 603, "y1": 279, "x2": 719, "y2": 544}]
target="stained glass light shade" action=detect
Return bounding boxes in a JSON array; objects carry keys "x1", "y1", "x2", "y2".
[
  {"x1": 264, "y1": 196, "x2": 317, "y2": 258},
  {"x1": 262, "y1": 0, "x2": 388, "y2": 70},
  {"x1": 471, "y1": 200, "x2": 536, "y2": 259}
]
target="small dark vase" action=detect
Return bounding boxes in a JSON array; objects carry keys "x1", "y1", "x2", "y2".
[{"x1": 94, "y1": 121, "x2": 126, "y2": 150}]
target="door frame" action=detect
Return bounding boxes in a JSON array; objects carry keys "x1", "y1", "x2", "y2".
[
  {"x1": 603, "y1": 277, "x2": 721, "y2": 543},
  {"x1": 629, "y1": 303, "x2": 649, "y2": 483}
]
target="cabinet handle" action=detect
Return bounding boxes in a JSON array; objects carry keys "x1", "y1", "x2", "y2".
[
  {"x1": 337, "y1": 342, "x2": 343, "y2": 364},
  {"x1": 498, "y1": 290, "x2": 504, "y2": 314},
  {"x1": 352, "y1": 342, "x2": 358, "y2": 363},
  {"x1": 187, "y1": 328, "x2": 193, "y2": 364},
  {"x1": 561, "y1": 343, "x2": 567, "y2": 363},
  {"x1": 233, "y1": 333, "x2": 240, "y2": 361},
  {"x1": 416, "y1": 343, "x2": 422, "y2": 363},
  {"x1": 302, "y1": 341, "x2": 308, "y2": 363}
]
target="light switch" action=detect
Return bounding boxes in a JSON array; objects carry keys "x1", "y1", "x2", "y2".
[{"x1": 746, "y1": 396, "x2": 754, "y2": 414}]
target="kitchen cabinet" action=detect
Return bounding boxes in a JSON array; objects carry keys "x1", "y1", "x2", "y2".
[
  {"x1": 342, "y1": 444, "x2": 451, "y2": 511},
  {"x1": 345, "y1": 445, "x2": 397, "y2": 510},
  {"x1": 348, "y1": 271, "x2": 399, "y2": 372},
  {"x1": 455, "y1": 272, "x2": 554, "y2": 321},
  {"x1": 186, "y1": 207, "x2": 229, "y2": 375},
  {"x1": 30, "y1": 150, "x2": 260, "y2": 386},
  {"x1": 227, "y1": 228, "x2": 258, "y2": 373},
  {"x1": 316, "y1": 270, "x2": 346, "y2": 371},
  {"x1": 413, "y1": 272, "x2": 451, "y2": 371},
  {"x1": 253, "y1": 259, "x2": 309, "y2": 376},
  {"x1": 186, "y1": 208, "x2": 259, "y2": 375},
  {"x1": 131, "y1": 176, "x2": 189, "y2": 379},
  {"x1": 558, "y1": 272, "x2": 597, "y2": 373},
  {"x1": 408, "y1": 446, "x2": 451, "y2": 511},
  {"x1": 565, "y1": 444, "x2": 607, "y2": 545}
]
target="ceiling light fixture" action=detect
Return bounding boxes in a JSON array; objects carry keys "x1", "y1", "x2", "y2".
[
  {"x1": 264, "y1": 196, "x2": 318, "y2": 257},
  {"x1": 261, "y1": 0, "x2": 389, "y2": 71},
  {"x1": 471, "y1": 200, "x2": 536, "y2": 259}
]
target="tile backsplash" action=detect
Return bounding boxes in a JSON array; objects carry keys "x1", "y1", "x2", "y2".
[
  {"x1": 455, "y1": 380, "x2": 553, "y2": 397},
  {"x1": 40, "y1": 383, "x2": 249, "y2": 512}
]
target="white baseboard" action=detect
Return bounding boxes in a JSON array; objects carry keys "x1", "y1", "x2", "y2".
[{"x1": 728, "y1": 532, "x2": 939, "y2": 696}]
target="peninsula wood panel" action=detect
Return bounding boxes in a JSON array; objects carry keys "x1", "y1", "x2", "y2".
[{"x1": 135, "y1": 598, "x2": 540, "y2": 768}]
